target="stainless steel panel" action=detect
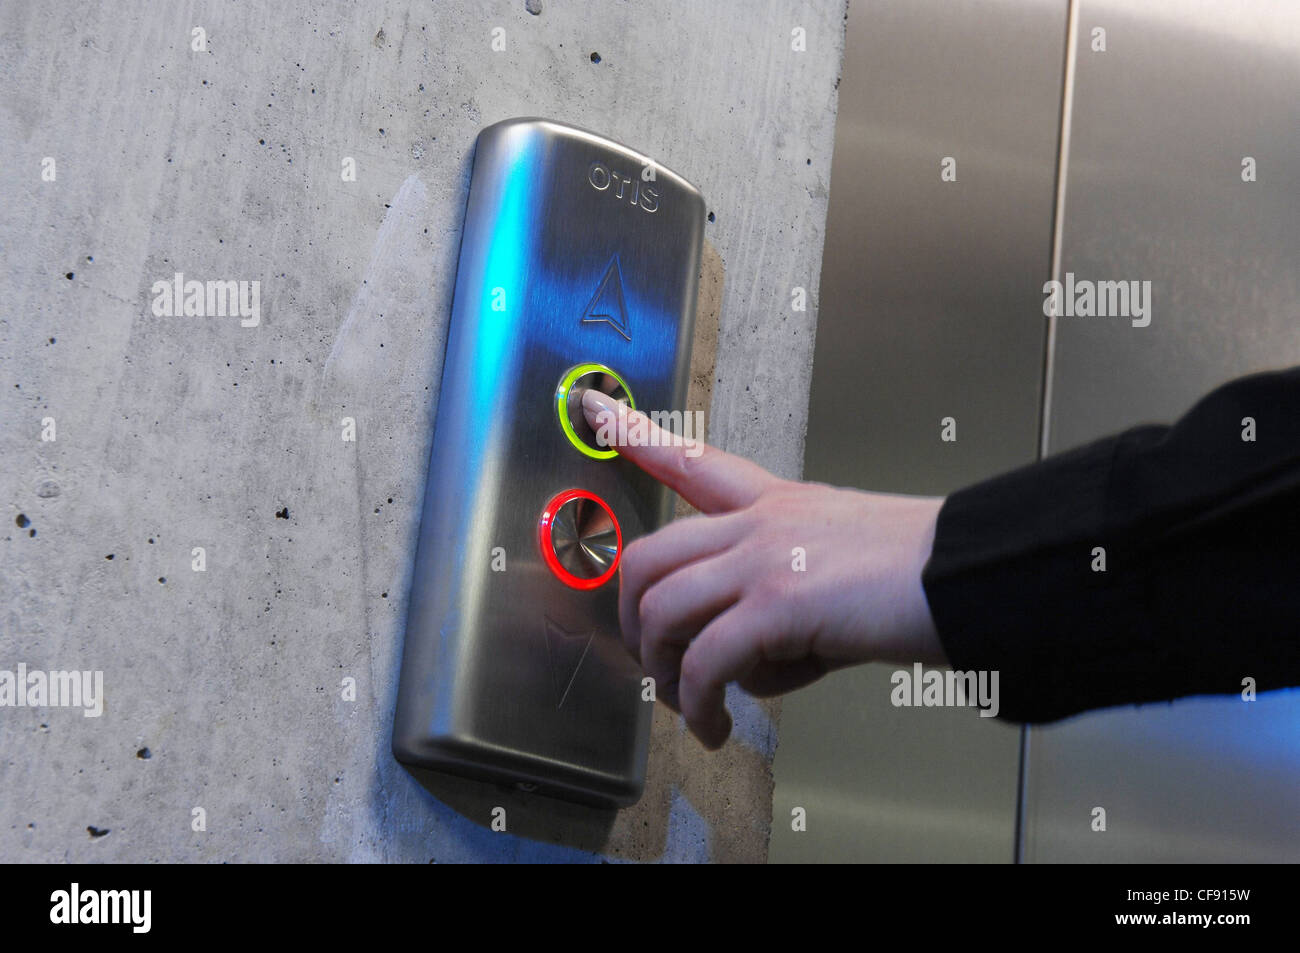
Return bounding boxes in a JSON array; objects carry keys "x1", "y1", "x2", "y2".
[
  {"x1": 770, "y1": 0, "x2": 1068, "y2": 862},
  {"x1": 393, "y1": 119, "x2": 705, "y2": 806},
  {"x1": 1027, "y1": 0, "x2": 1300, "y2": 861}
]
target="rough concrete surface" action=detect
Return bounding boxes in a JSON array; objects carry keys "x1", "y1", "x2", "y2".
[{"x1": 0, "y1": 1, "x2": 843, "y2": 861}]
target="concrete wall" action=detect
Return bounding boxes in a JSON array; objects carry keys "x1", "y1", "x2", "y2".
[{"x1": 0, "y1": 0, "x2": 843, "y2": 861}]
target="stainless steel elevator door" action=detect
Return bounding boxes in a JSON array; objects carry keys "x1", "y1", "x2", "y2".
[
  {"x1": 769, "y1": 0, "x2": 1068, "y2": 863},
  {"x1": 1025, "y1": 0, "x2": 1300, "y2": 862}
]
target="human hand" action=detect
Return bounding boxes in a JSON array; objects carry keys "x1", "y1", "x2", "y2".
[{"x1": 582, "y1": 389, "x2": 946, "y2": 749}]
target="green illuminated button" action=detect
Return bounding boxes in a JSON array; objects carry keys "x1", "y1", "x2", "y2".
[{"x1": 556, "y1": 363, "x2": 634, "y2": 459}]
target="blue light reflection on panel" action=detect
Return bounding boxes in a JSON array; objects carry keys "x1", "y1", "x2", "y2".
[{"x1": 439, "y1": 131, "x2": 538, "y2": 726}]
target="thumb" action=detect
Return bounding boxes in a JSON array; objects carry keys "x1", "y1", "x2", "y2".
[{"x1": 581, "y1": 388, "x2": 778, "y2": 514}]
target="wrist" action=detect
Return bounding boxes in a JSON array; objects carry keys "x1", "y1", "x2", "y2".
[{"x1": 890, "y1": 495, "x2": 946, "y2": 666}]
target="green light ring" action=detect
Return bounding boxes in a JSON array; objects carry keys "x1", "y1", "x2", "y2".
[{"x1": 556, "y1": 363, "x2": 634, "y2": 459}]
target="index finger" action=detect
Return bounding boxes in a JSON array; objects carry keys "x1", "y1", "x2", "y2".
[{"x1": 581, "y1": 388, "x2": 778, "y2": 514}]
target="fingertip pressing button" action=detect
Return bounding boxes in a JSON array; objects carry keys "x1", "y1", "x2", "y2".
[{"x1": 556, "y1": 363, "x2": 633, "y2": 459}]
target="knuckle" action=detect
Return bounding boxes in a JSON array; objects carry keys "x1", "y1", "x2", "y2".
[
  {"x1": 619, "y1": 537, "x2": 649, "y2": 580},
  {"x1": 748, "y1": 481, "x2": 798, "y2": 520},
  {"x1": 622, "y1": 535, "x2": 646, "y2": 560},
  {"x1": 638, "y1": 583, "x2": 671, "y2": 636},
  {"x1": 671, "y1": 443, "x2": 712, "y2": 487},
  {"x1": 678, "y1": 649, "x2": 710, "y2": 700},
  {"x1": 746, "y1": 573, "x2": 797, "y2": 628}
]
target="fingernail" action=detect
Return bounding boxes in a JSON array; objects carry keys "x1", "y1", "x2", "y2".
[{"x1": 582, "y1": 387, "x2": 621, "y2": 426}]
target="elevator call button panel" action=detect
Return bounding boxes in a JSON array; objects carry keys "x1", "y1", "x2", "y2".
[{"x1": 393, "y1": 118, "x2": 705, "y2": 806}]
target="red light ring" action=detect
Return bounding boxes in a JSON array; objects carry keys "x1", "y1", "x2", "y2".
[{"x1": 538, "y1": 488, "x2": 622, "y2": 590}]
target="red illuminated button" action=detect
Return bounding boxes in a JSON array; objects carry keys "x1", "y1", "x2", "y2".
[{"x1": 539, "y1": 489, "x2": 622, "y2": 590}]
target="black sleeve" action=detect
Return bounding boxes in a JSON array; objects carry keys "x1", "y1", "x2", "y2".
[{"x1": 920, "y1": 366, "x2": 1300, "y2": 723}]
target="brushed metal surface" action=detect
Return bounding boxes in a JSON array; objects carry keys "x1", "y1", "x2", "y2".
[
  {"x1": 393, "y1": 118, "x2": 705, "y2": 806},
  {"x1": 1026, "y1": 0, "x2": 1300, "y2": 862},
  {"x1": 769, "y1": 0, "x2": 1067, "y2": 862}
]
